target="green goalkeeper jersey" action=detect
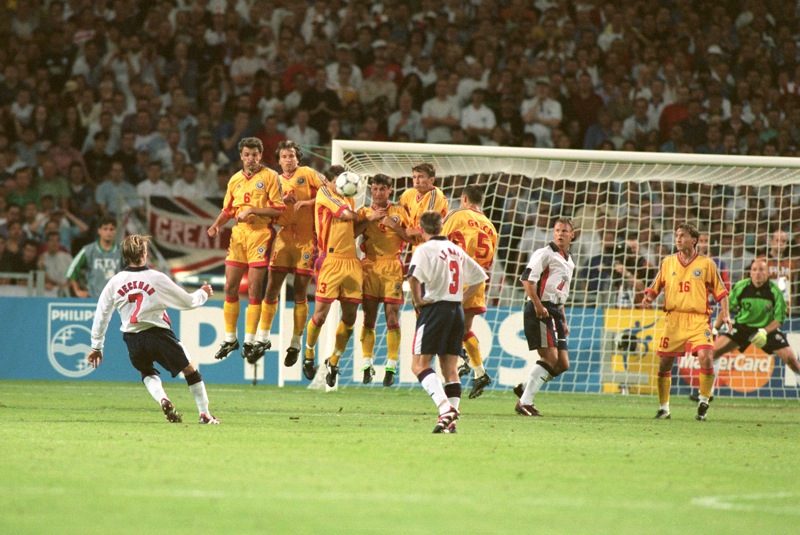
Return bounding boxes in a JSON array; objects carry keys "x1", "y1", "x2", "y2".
[{"x1": 728, "y1": 278, "x2": 786, "y2": 328}]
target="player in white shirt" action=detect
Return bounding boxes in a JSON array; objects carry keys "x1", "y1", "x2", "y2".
[
  {"x1": 514, "y1": 218, "x2": 576, "y2": 417},
  {"x1": 87, "y1": 235, "x2": 219, "y2": 424},
  {"x1": 408, "y1": 211, "x2": 487, "y2": 434}
]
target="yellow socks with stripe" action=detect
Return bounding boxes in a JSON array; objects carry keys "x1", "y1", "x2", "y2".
[
  {"x1": 360, "y1": 324, "x2": 376, "y2": 359},
  {"x1": 293, "y1": 301, "x2": 308, "y2": 337},
  {"x1": 657, "y1": 372, "x2": 671, "y2": 411},
  {"x1": 223, "y1": 298, "x2": 240, "y2": 342},
  {"x1": 698, "y1": 367, "x2": 714, "y2": 402},
  {"x1": 258, "y1": 299, "x2": 278, "y2": 342},
  {"x1": 386, "y1": 324, "x2": 400, "y2": 367},
  {"x1": 329, "y1": 321, "x2": 354, "y2": 366},
  {"x1": 463, "y1": 331, "x2": 485, "y2": 377},
  {"x1": 304, "y1": 318, "x2": 322, "y2": 362},
  {"x1": 244, "y1": 299, "x2": 260, "y2": 343}
]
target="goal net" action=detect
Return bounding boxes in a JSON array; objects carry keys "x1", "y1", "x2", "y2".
[{"x1": 310, "y1": 140, "x2": 800, "y2": 399}]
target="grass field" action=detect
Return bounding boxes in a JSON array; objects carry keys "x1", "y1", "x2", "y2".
[{"x1": 1, "y1": 380, "x2": 798, "y2": 534}]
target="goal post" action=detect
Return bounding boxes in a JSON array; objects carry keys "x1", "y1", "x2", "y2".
[{"x1": 316, "y1": 140, "x2": 800, "y2": 399}]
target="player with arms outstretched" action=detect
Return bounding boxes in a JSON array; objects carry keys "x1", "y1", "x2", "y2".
[
  {"x1": 399, "y1": 162, "x2": 448, "y2": 248},
  {"x1": 642, "y1": 223, "x2": 731, "y2": 421},
  {"x1": 354, "y1": 173, "x2": 410, "y2": 386},
  {"x1": 87, "y1": 235, "x2": 219, "y2": 424},
  {"x1": 207, "y1": 137, "x2": 284, "y2": 363},
  {"x1": 408, "y1": 211, "x2": 487, "y2": 433},
  {"x1": 303, "y1": 164, "x2": 363, "y2": 386},
  {"x1": 255, "y1": 140, "x2": 326, "y2": 366},
  {"x1": 442, "y1": 184, "x2": 498, "y2": 399},
  {"x1": 711, "y1": 259, "x2": 800, "y2": 392}
]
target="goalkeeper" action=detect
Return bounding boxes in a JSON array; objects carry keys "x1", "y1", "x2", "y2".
[{"x1": 711, "y1": 259, "x2": 800, "y2": 387}]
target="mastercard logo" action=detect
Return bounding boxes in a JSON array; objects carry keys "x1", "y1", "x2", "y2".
[{"x1": 678, "y1": 346, "x2": 774, "y2": 393}]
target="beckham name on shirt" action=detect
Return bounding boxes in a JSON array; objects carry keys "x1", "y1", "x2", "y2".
[{"x1": 116, "y1": 281, "x2": 157, "y2": 297}]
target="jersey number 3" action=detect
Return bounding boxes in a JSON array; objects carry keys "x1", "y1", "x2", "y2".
[{"x1": 449, "y1": 260, "x2": 460, "y2": 294}]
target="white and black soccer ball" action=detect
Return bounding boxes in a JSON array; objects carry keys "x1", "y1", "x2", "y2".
[{"x1": 335, "y1": 171, "x2": 361, "y2": 197}]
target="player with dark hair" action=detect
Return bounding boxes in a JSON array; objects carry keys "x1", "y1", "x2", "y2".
[
  {"x1": 515, "y1": 218, "x2": 576, "y2": 417},
  {"x1": 66, "y1": 214, "x2": 121, "y2": 298},
  {"x1": 408, "y1": 210, "x2": 487, "y2": 433},
  {"x1": 354, "y1": 173, "x2": 410, "y2": 385},
  {"x1": 302, "y1": 164, "x2": 363, "y2": 385},
  {"x1": 642, "y1": 222, "x2": 731, "y2": 421},
  {"x1": 442, "y1": 184, "x2": 498, "y2": 399},
  {"x1": 87, "y1": 235, "x2": 219, "y2": 424},
  {"x1": 253, "y1": 139, "x2": 326, "y2": 366},
  {"x1": 207, "y1": 137, "x2": 284, "y2": 363},
  {"x1": 709, "y1": 259, "x2": 800, "y2": 393},
  {"x1": 399, "y1": 162, "x2": 449, "y2": 248}
]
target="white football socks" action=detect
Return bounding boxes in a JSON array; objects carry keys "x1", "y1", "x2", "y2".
[{"x1": 142, "y1": 375, "x2": 167, "y2": 404}]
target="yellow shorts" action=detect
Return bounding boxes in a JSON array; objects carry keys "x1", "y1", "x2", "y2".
[
  {"x1": 657, "y1": 311, "x2": 713, "y2": 357},
  {"x1": 226, "y1": 222, "x2": 274, "y2": 268},
  {"x1": 316, "y1": 255, "x2": 363, "y2": 303},
  {"x1": 269, "y1": 228, "x2": 316, "y2": 275},
  {"x1": 362, "y1": 257, "x2": 404, "y2": 304},
  {"x1": 463, "y1": 281, "x2": 486, "y2": 314}
]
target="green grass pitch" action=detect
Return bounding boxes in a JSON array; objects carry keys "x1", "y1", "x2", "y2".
[{"x1": 1, "y1": 380, "x2": 798, "y2": 534}]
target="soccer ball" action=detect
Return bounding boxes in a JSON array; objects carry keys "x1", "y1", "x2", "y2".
[{"x1": 335, "y1": 171, "x2": 361, "y2": 197}]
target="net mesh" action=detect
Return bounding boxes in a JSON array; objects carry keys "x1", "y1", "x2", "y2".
[{"x1": 313, "y1": 141, "x2": 800, "y2": 398}]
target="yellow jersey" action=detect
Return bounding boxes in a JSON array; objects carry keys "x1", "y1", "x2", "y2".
[
  {"x1": 442, "y1": 207, "x2": 498, "y2": 270},
  {"x1": 276, "y1": 166, "x2": 325, "y2": 236},
  {"x1": 646, "y1": 253, "x2": 728, "y2": 314},
  {"x1": 315, "y1": 184, "x2": 357, "y2": 258},
  {"x1": 398, "y1": 186, "x2": 449, "y2": 228},
  {"x1": 222, "y1": 165, "x2": 284, "y2": 222},
  {"x1": 358, "y1": 202, "x2": 409, "y2": 259}
]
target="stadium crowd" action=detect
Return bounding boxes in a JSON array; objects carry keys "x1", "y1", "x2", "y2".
[{"x1": 1, "y1": 0, "x2": 800, "y2": 304}]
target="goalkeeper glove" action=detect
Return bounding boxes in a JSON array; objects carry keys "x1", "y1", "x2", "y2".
[{"x1": 749, "y1": 328, "x2": 768, "y2": 349}]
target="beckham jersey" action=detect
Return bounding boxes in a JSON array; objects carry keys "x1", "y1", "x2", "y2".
[
  {"x1": 442, "y1": 207, "x2": 498, "y2": 270},
  {"x1": 729, "y1": 278, "x2": 786, "y2": 327},
  {"x1": 90, "y1": 266, "x2": 209, "y2": 350},
  {"x1": 358, "y1": 202, "x2": 409, "y2": 259},
  {"x1": 408, "y1": 236, "x2": 487, "y2": 303},
  {"x1": 645, "y1": 253, "x2": 728, "y2": 314},
  {"x1": 222, "y1": 165, "x2": 284, "y2": 222},
  {"x1": 521, "y1": 242, "x2": 575, "y2": 305},
  {"x1": 315, "y1": 184, "x2": 357, "y2": 257},
  {"x1": 276, "y1": 166, "x2": 325, "y2": 235},
  {"x1": 399, "y1": 186, "x2": 449, "y2": 228}
]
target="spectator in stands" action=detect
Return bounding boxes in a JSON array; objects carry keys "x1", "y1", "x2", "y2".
[
  {"x1": 13, "y1": 126, "x2": 45, "y2": 168},
  {"x1": 35, "y1": 159, "x2": 69, "y2": 208},
  {"x1": 460, "y1": 88, "x2": 495, "y2": 145},
  {"x1": 680, "y1": 99, "x2": 710, "y2": 149},
  {"x1": 171, "y1": 163, "x2": 207, "y2": 200},
  {"x1": 95, "y1": 160, "x2": 141, "y2": 217},
  {"x1": 285, "y1": 109, "x2": 319, "y2": 152},
  {"x1": 622, "y1": 97, "x2": 659, "y2": 148},
  {"x1": 387, "y1": 91, "x2": 424, "y2": 142},
  {"x1": 6, "y1": 166, "x2": 39, "y2": 208},
  {"x1": 137, "y1": 161, "x2": 171, "y2": 200},
  {"x1": 300, "y1": 68, "x2": 342, "y2": 135},
  {"x1": 521, "y1": 77, "x2": 562, "y2": 149},
  {"x1": 48, "y1": 128, "x2": 86, "y2": 179},
  {"x1": 570, "y1": 72, "x2": 604, "y2": 142},
  {"x1": 583, "y1": 106, "x2": 614, "y2": 150},
  {"x1": 83, "y1": 132, "x2": 112, "y2": 184},
  {"x1": 39, "y1": 230, "x2": 72, "y2": 297}
]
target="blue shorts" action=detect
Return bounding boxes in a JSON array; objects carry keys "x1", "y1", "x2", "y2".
[
  {"x1": 523, "y1": 301, "x2": 567, "y2": 351},
  {"x1": 412, "y1": 301, "x2": 464, "y2": 356},
  {"x1": 123, "y1": 327, "x2": 190, "y2": 378}
]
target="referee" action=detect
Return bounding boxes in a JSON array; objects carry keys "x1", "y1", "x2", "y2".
[{"x1": 408, "y1": 211, "x2": 487, "y2": 434}]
